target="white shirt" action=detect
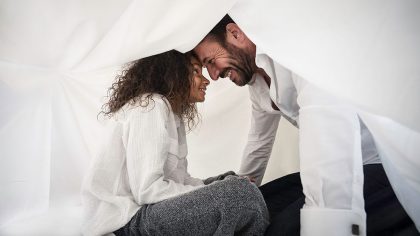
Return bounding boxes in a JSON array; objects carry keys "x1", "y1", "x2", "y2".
[
  {"x1": 81, "y1": 94, "x2": 204, "y2": 236},
  {"x1": 239, "y1": 50, "x2": 380, "y2": 236}
]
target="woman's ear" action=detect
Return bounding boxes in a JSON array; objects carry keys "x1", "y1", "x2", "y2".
[{"x1": 226, "y1": 23, "x2": 246, "y2": 46}]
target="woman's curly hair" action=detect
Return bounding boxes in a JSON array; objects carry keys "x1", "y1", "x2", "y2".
[{"x1": 102, "y1": 50, "x2": 199, "y2": 129}]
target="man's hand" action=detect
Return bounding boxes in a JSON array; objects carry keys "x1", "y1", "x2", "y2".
[{"x1": 203, "y1": 171, "x2": 238, "y2": 185}]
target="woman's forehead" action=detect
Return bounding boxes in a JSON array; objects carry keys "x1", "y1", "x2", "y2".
[{"x1": 190, "y1": 56, "x2": 202, "y2": 66}]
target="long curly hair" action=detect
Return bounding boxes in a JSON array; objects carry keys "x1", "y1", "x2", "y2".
[{"x1": 102, "y1": 50, "x2": 199, "y2": 129}]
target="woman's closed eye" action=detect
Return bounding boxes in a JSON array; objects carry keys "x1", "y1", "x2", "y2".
[{"x1": 193, "y1": 65, "x2": 202, "y2": 75}]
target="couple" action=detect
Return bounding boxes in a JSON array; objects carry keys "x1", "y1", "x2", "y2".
[
  {"x1": 81, "y1": 50, "x2": 268, "y2": 236},
  {"x1": 82, "y1": 15, "x2": 414, "y2": 236}
]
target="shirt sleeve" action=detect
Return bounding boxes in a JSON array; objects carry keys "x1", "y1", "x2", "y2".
[
  {"x1": 124, "y1": 101, "x2": 201, "y2": 206},
  {"x1": 183, "y1": 159, "x2": 205, "y2": 186},
  {"x1": 295, "y1": 77, "x2": 366, "y2": 236},
  {"x1": 238, "y1": 102, "x2": 280, "y2": 186}
]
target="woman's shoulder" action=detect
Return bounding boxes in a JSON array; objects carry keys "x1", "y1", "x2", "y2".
[{"x1": 116, "y1": 93, "x2": 172, "y2": 120}]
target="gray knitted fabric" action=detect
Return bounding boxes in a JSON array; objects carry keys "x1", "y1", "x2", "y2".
[{"x1": 114, "y1": 176, "x2": 269, "y2": 236}]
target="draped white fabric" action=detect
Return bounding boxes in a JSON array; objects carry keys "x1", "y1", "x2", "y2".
[
  {"x1": 230, "y1": 0, "x2": 420, "y2": 133},
  {"x1": 0, "y1": 0, "x2": 242, "y2": 234},
  {"x1": 229, "y1": 0, "x2": 420, "y2": 230},
  {"x1": 0, "y1": 0, "x2": 418, "y2": 234}
]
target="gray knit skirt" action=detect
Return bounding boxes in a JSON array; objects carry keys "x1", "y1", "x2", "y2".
[{"x1": 114, "y1": 176, "x2": 269, "y2": 236}]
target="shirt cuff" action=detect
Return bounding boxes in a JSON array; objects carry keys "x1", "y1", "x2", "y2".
[{"x1": 301, "y1": 208, "x2": 366, "y2": 236}]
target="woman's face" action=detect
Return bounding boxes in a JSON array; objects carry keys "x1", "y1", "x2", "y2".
[{"x1": 189, "y1": 56, "x2": 210, "y2": 103}]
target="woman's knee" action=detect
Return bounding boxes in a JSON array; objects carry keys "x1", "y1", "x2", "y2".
[
  {"x1": 212, "y1": 177, "x2": 267, "y2": 210},
  {"x1": 210, "y1": 176, "x2": 253, "y2": 194}
]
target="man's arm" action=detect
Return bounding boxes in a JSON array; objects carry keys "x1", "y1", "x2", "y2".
[
  {"x1": 238, "y1": 104, "x2": 280, "y2": 186},
  {"x1": 295, "y1": 77, "x2": 366, "y2": 236}
]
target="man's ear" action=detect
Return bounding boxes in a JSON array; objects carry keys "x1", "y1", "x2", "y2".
[{"x1": 226, "y1": 23, "x2": 246, "y2": 46}]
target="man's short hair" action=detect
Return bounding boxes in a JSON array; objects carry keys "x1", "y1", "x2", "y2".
[{"x1": 207, "y1": 14, "x2": 235, "y2": 45}]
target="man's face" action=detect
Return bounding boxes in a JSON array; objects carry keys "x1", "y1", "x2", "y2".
[{"x1": 194, "y1": 37, "x2": 255, "y2": 86}]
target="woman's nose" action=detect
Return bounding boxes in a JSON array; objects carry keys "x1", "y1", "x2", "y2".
[{"x1": 203, "y1": 76, "x2": 210, "y2": 85}]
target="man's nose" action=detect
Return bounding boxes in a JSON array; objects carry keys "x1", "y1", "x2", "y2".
[{"x1": 206, "y1": 65, "x2": 219, "y2": 81}]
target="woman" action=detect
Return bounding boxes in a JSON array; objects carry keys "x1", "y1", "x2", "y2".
[{"x1": 81, "y1": 50, "x2": 269, "y2": 236}]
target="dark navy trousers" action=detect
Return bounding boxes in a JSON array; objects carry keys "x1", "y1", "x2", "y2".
[{"x1": 260, "y1": 164, "x2": 418, "y2": 236}]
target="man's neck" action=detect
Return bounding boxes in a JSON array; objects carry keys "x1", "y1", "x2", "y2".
[
  {"x1": 256, "y1": 67, "x2": 280, "y2": 111},
  {"x1": 256, "y1": 68, "x2": 271, "y2": 87}
]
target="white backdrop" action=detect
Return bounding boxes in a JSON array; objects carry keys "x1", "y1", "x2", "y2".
[
  {"x1": 0, "y1": 1, "x2": 298, "y2": 234},
  {"x1": 1, "y1": 0, "x2": 419, "y2": 235}
]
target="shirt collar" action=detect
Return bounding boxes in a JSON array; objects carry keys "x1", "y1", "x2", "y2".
[
  {"x1": 248, "y1": 73, "x2": 258, "y2": 85},
  {"x1": 248, "y1": 46, "x2": 265, "y2": 86}
]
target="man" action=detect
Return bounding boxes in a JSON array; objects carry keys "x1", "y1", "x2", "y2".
[{"x1": 194, "y1": 15, "x2": 415, "y2": 236}]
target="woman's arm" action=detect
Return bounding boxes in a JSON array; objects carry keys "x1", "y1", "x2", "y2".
[{"x1": 124, "y1": 100, "x2": 202, "y2": 205}]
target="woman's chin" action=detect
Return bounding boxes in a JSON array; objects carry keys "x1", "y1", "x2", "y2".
[{"x1": 189, "y1": 97, "x2": 205, "y2": 103}]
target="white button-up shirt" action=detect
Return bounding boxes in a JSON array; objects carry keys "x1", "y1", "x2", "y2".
[
  {"x1": 239, "y1": 49, "x2": 380, "y2": 236},
  {"x1": 82, "y1": 94, "x2": 204, "y2": 236}
]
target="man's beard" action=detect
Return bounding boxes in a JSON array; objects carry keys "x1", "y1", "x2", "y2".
[{"x1": 223, "y1": 43, "x2": 255, "y2": 86}]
